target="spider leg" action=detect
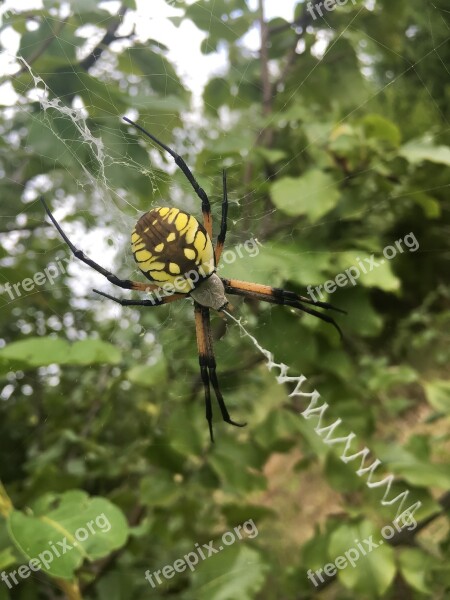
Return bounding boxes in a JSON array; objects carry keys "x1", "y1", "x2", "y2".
[
  {"x1": 123, "y1": 117, "x2": 213, "y2": 238},
  {"x1": 196, "y1": 302, "x2": 246, "y2": 441},
  {"x1": 221, "y1": 278, "x2": 345, "y2": 339},
  {"x1": 194, "y1": 303, "x2": 214, "y2": 442},
  {"x1": 93, "y1": 289, "x2": 184, "y2": 307},
  {"x1": 214, "y1": 169, "x2": 228, "y2": 264},
  {"x1": 41, "y1": 198, "x2": 155, "y2": 293}
]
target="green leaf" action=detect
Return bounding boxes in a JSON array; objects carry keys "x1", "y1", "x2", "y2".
[
  {"x1": 118, "y1": 46, "x2": 188, "y2": 99},
  {"x1": 0, "y1": 337, "x2": 121, "y2": 372},
  {"x1": 270, "y1": 170, "x2": 340, "y2": 221},
  {"x1": 399, "y1": 137, "x2": 450, "y2": 165},
  {"x1": 203, "y1": 77, "x2": 230, "y2": 115},
  {"x1": 411, "y1": 192, "x2": 441, "y2": 218},
  {"x1": 190, "y1": 545, "x2": 268, "y2": 600},
  {"x1": 334, "y1": 288, "x2": 383, "y2": 337},
  {"x1": 423, "y1": 379, "x2": 450, "y2": 413},
  {"x1": 398, "y1": 548, "x2": 432, "y2": 594},
  {"x1": 255, "y1": 147, "x2": 288, "y2": 164},
  {"x1": 0, "y1": 585, "x2": 9, "y2": 600},
  {"x1": 0, "y1": 338, "x2": 69, "y2": 369},
  {"x1": 0, "y1": 546, "x2": 17, "y2": 571},
  {"x1": 7, "y1": 491, "x2": 129, "y2": 579},
  {"x1": 328, "y1": 521, "x2": 396, "y2": 595},
  {"x1": 127, "y1": 358, "x2": 168, "y2": 388},
  {"x1": 19, "y1": 18, "x2": 81, "y2": 67},
  {"x1": 124, "y1": 93, "x2": 186, "y2": 113},
  {"x1": 218, "y1": 240, "x2": 330, "y2": 287},
  {"x1": 324, "y1": 452, "x2": 363, "y2": 493},
  {"x1": 140, "y1": 472, "x2": 181, "y2": 507},
  {"x1": 209, "y1": 439, "x2": 266, "y2": 494},
  {"x1": 360, "y1": 114, "x2": 401, "y2": 146},
  {"x1": 69, "y1": 339, "x2": 121, "y2": 366},
  {"x1": 27, "y1": 113, "x2": 82, "y2": 171},
  {"x1": 333, "y1": 251, "x2": 400, "y2": 292},
  {"x1": 393, "y1": 461, "x2": 450, "y2": 488}
]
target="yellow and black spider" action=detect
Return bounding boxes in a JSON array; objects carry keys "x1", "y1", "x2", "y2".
[{"x1": 41, "y1": 116, "x2": 344, "y2": 442}]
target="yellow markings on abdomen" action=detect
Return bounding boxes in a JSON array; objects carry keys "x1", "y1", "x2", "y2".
[
  {"x1": 175, "y1": 212, "x2": 188, "y2": 230},
  {"x1": 185, "y1": 218, "x2": 198, "y2": 244},
  {"x1": 134, "y1": 249, "x2": 152, "y2": 263},
  {"x1": 132, "y1": 206, "x2": 216, "y2": 293}
]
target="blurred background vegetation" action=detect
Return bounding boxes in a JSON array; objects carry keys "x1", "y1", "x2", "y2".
[{"x1": 0, "y1": 0, "x2": 449, "y2": 598}]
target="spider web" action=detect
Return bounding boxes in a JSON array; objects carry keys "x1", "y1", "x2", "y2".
[
  {"x1": 0, "y1": 4, "x2": 449, "y2": 591},
  {"x1": 1, "y1": 0, "x2": 449, "y2": 397}
]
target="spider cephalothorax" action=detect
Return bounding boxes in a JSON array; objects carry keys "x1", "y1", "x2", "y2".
[{"x1": 41, "y1": 116, "x2": 344, "y2": 441}]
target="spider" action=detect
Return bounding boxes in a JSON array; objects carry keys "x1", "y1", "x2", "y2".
[{"x1": 41, "y1": 116, "x2": 344, "y2": 442}]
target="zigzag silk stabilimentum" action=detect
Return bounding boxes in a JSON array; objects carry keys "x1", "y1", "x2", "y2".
[{"x1": 224, "y1": 311, "x2": 421, "y2": 522}]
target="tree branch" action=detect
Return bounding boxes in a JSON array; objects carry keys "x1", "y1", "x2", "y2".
[
  {"x1": 258, "y1": 0, "x2": 272, "y2": 120},
  {"x1": 79, "y1": 4, "x2": 130, "y2": 71}
]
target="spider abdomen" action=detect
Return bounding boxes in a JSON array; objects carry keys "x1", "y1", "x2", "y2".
[{"x1": 131, "y1": 207, "x2": 215, "y2": 294}]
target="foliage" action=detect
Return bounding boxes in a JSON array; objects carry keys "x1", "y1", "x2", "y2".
[{"x1": 0, "y1": 0, "x2": 449, "y2": 598}]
